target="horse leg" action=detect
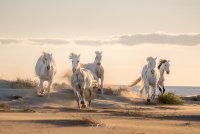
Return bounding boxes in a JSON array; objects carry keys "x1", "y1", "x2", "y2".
[
  {"x1": 151, "y1": 85, "x2": 156, "y2": 100},
  {"x1": 80, "y1": 88, "x2": 85, "y2": 105},
  {"x1": 157, "y1": 84, "x2": 162, "y2": 95},
  {"x1": 72, "y1": 86, "x2": 77, "y2": 97},
  {"x1": 88, "y1": 88, "x2": 93, "y2": 109},
  {"x1": 76, "y1": 91, "x2": 81, "y2": 109},
  {"x1": 97, "y1": 78, "x2": 101, "y2": 91},
  {"x1": 39, "y1": 79, "x2": 44, "y2": 95},
  {"x1": 144, "y1": 82, "x2": 150, "y2": 102},
  {"x1": 47, "y1": 80, "x2": 52, "y2": 98},
  {"x1": 163, "y1": 86, "x2": 166, "y2": 94},
  {"x1": 100, "y1": 76, "x2": 104, "y2": 95}
]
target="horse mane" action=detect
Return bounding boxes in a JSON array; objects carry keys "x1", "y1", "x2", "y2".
[
  {"x1": 158, "y1": 59, "x2": 167, "y2": 69},
  {"x1": 69, "y1": 53, "x2": 79, "y2": 59},
  {"x1": 146, "y1": 56, "x2": 153, "y2": 62},
  {"x1": 95, "y1": 51, "x2": 102, "y2": 55}
]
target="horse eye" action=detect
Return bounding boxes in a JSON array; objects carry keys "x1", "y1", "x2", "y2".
[
  {"x1": 45, "y1": 58, "x2": 47, "y2": 60},
  {"x1": 77, "y1": 60, "x2": 80, "y2": 63}
]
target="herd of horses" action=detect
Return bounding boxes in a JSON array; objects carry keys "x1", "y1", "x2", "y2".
[{"x1": 35, "y1": 51, "x2": 170, "y2": 109}]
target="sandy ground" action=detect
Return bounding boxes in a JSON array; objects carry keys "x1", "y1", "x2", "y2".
[{"x1": 0, "y1": 82, "x2": 199, "y2": 134}]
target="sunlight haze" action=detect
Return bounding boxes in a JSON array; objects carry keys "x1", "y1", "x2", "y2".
[{"x1": 0, "y1": 0, "x2": 200, "y2": 86}]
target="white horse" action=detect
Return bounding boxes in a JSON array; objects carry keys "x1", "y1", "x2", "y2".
[
  {"x1": 157, "y1": 59, "x2": 170, "y2": 94},
  {"x1": 129, "y1": 57, "x2": 157, "y2": 102},
  {"x1": 83, "y1": 51, "x2": 104, "y2": 95},
  {"x1": 69, "y1": 53, "x2": 96, "y2": 109},
  {"x1": 35, "y1": 52, "x2": 56, "y2": 98}
]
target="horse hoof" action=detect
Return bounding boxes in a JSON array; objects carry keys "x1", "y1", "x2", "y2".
[
  {"x1": 147, "y1": 98, "x2": 150, "y2": 102},
  {"x1": 81, "y1": 101, "x2": 84, "y2": 104}
]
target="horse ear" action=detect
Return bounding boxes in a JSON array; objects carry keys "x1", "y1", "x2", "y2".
[
  {"x1": 78, "y1": 54, "x2": 80, "y2": 58},
  {"x1": 95, "y1": 51, "x2": 98, "y2": 54},
  {"x1": 51, "y1": 53, "x2": 53, "y2": 57},
  {"x1": 154, "y1": 57, "x2": 157, "y2": 60},
  {"x1": 100, "y1": 51, "x2": 102, "y2": 54},
  {"x1": 168, "y1": 60, "x2": 170, "y2": 62}
]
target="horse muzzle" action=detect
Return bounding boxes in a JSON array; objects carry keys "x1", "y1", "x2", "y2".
[
  {"x1": 47, "y1": 65, "x2": 50, "y2": 70},
  {"x1": 151, "y1": 70, "x2": 155, "y2": 74},
  {"x1": 81, "y1": 101, "x2": 85, "y2": 105},
  {"x1": 72, "y1": 68, "x2": 76, "y2": 73}
]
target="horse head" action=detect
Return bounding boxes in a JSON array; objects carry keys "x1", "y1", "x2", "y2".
[
  {"x1": 69, "y1": 53, "x2": 80, "y2": 73},
  {"x1": 94, "y1": 51, "x2": 102, "y2": 66},
  {"x1": 147, "y1": 56, "x2": 157, "y2": 73},
  {"x1": 158, "y1": 59, "x2": 170, "y2": 74},
  {"x1": 42, "y1": 52, "x2": 53, "y2": 71}
]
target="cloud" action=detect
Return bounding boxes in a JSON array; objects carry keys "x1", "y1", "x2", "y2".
[
  {"x1": 74, "y1": 40, "x2": 102, "y2": 46},
  {"x1": 75, "y1": 33, "x2": 200, "y2": 46},
  {"x1": 1, "y1": 33, "x2": 200, "y2": 46},
  {"x1": 0, "y1": 38, "x2": 69, "y2": 45},
  {"x1": 29, "y1": 39, "x2": 69, "y2": 45},
  {"x1": 0, "y1": 39, "x2": 23, "y2": 45}
]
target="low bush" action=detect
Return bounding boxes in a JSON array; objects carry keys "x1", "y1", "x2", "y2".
[{"x1": 157, "y1": 92, "x2": 184, "y2": 104}]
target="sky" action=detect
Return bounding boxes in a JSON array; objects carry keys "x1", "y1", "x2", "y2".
[{"x1": 0, "y1": 0, "x2": 200, "y2": 86}]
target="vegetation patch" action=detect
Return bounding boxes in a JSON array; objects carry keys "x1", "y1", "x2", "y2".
[
  {"x1": 157, "y1": 92, "x2": 184, "y2": 104},
  {"x1": 81, "y1": 116, "x2": 106, "y2": 127},
  {"x1": 9, "y1": 78, "x2": 38, "y2": 89},
  {"x1": 102, "y1": 87, "x2": 128, "y2": 95},
  {"x1": 192, "y1": 95, "x2": 200, "y2": 101},
  {"x1": 0, "y1": 102, "x2": 10, "y2": 111}
]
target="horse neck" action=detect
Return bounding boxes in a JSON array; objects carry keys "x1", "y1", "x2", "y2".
[
  {"x1": 92, "y1": 60, "x2": 99, "y2": 68},
  {"x1": 75, "y1": 65, "x2": 82, "y2": 75},
  {"x1": 159, "y1": 67, "x2": 165, "y2": 78},
  {"x1": 93, "y1": 59, "x2": 98, "y2": 65}
]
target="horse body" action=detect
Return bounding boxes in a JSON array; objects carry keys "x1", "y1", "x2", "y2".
[
  {"x1": 129, "y1": 57, "x2": 157, "y2": 102},
  {"x1": 157, "y1": 59, "x2": 170, "y2": 94},
  {"x1": 83, "y1": 51, "x2": 104, "y2": 95},
  {"x1": 35, "y1": 52, "x2": 56, "y2": 98},
  {"x1": 70, "y1": 53, "x2": 95, "y2": 109}
]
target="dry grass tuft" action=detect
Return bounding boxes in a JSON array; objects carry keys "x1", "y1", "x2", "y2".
[
  {"x1": 9, "y1": 78, "x2": 38, "y2": 89},
  {"x1": 102, "y1": 87, "x2": 128, "y2": 95},
  {"x1": 192, "y1": 95, "x2": 200, "y2": 101},
  {"x1": 157, "y1": 92, "x2": 184, "y2": 104},
  {"x1": 52, "y1": 82, "x2": 70, "y2": 90},
  {"x1": 0, "y1": 102, "x2": 10, "y2": 111},
  {"x1": 123, "y1": 103, "x2": 142, "y2": 117},
  {"x1": 81, "y1": 116, "x2": 106, "y2": 127}
]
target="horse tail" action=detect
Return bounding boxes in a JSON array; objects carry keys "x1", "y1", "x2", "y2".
[{"x1": 128, "y1": 77, "x2": 141, "y2": 87}]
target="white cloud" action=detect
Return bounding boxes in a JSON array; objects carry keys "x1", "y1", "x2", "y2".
[
  {"x1": 1, "y1": 33, "x2": 200, "y2": 46},
  {"x1": 29, "y1": 39, "x2": 69, "y2": 45},
  {"x1": 75, "y1": 33, "x2": 200, "y2": 46},
  {"x1": 0, "y1": 39, "x2": 23, "y2": 45}
]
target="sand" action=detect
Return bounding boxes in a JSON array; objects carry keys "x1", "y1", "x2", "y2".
[{"x1": 0, "y1": 84, "x2": 199, "y2": 134}]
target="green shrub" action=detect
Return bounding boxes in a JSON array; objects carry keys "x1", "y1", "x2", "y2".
[{"x1": 157, "y1": 92, "x2": 184, "y2": 104}]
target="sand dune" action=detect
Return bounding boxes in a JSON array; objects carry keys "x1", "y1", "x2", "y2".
[{"x1": 0, "y1": 82, "x2": 199, "y2": 134}]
